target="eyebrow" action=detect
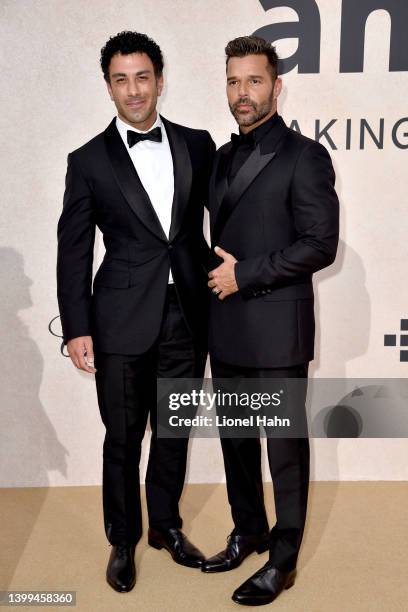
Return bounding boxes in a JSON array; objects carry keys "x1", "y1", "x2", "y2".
[
  {"x1": 227, "y1": 74, "x2": 264, "y2": 81},
  {"x1": 111, "y1": 70, "x2": 152, "y2": 78}
]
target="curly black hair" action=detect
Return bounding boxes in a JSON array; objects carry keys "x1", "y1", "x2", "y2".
[{"x1": 100, "y1": 31, "x2": 164, "y2": 82}]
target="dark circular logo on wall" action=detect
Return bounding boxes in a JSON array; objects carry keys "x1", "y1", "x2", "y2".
[{"x1": 48, "y1": 315, "x2": 69, "y2": 357}]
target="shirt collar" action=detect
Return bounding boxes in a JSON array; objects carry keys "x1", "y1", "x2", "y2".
[
  {"x1": 238, "y1": 111, "x2": 280, "y2": 146},
  {"x1": 116, "y1": 112, "x2": 163, "y2": 142}
]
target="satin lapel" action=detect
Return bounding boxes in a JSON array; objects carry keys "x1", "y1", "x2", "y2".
[
  {"x1": 212, "y1": 116, "x2": 288, "y2": 246},
  {"x1": 103, "y1": 117, "x2": 168, "y2": 243},
  {"x1": 212, "y1": 147, "x2": 275, "y2": 246},
  {"x1": 161, "y1": 116, "x2": 193, "y2": 242},
  {"x1": 209, "y1": 144, "x2": 231, "y2": 234}
]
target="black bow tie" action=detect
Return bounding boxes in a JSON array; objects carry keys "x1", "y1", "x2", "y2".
[
  {"x1": 127, "y1": 126, "x2": 162, "y2": 147},
  {"x1": 230, "y1": 130, "x2": 255, "y2": 149}
]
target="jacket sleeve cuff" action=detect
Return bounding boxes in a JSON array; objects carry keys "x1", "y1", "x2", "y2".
[{"x1": 235, "y1": 259, "x2": 260, "y2": 299}]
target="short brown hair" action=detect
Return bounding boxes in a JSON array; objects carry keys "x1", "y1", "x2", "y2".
[{"x1": 225, "y1": 35, "x2": 279, "y2": 80}]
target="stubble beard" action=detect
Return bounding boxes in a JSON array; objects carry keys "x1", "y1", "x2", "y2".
[
  {"x1": 230, "y1": 93, "x2": 274, "y2": 128},
  {"x1": 120, "y1": 103, "x2": 155, "y2": 127}
]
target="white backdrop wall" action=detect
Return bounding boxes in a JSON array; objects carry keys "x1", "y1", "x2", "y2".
[{"x1": 1, "y1": 0, "x2": 407, "y2": 487}]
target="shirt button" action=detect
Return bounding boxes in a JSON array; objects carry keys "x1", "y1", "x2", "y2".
[{"x1": 168, "y1": 244, "x2": 173, "y2": 250}]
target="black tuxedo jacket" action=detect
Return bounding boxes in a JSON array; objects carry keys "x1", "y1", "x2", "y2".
[
  {"x1": 57, "y1": 115, "x2": 215, "y2": 354},
  {"x1": 208, "y1": 115, "x2": 339, "y2": 368}
]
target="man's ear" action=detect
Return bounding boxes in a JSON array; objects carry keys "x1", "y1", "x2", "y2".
[
  {"x1": 273, "y1": 77, "x2": 282, "y2": 100},
  {"x1": 157, "y1": 74, "x2": 164, "y2": 97},
  {"x1": 106, "y1": 79, "x2": 114, "y2": 101}
]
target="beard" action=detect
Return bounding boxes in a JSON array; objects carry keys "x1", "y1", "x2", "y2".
[
  {"x1": 119, "y1": 100, "x2": 154, "y2": 125},
  {"x1": 229, "y1": 91, "x2": 274, "y2": 127}
]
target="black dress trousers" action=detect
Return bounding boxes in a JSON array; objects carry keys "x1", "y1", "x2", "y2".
[
  {"x1": 210, "y1": 357, "x2": 309, "y2": 572},
  {"x1": 94, "y1": 284, "x2": 206, "y2": 546}
]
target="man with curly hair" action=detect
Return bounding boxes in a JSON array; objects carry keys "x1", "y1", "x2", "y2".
[{"x1": 57, "y1": 31, "x2": 215, "y2": 592}]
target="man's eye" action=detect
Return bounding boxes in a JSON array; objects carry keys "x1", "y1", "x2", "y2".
[
  {"x1": 116, "y1": 78, "x2": 125, "y2": 83},
  {"x1": 229, "y1": 81, "x2": 237, "y2": 86},
  {"x1": 251, "y1": 79, "x2": 260, "y2": 84}
]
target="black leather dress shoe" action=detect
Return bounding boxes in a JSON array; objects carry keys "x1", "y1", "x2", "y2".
[
  {"x1": 201, "y1": 533, "x2": 269, "y2": 573},
  {"x1": 106, "y1": 545, "x2": 136, "y2": 593},
  {"x1": 232, "y1": 562, "x2": 296, "y2": 606},
  {"x1": 148, "y1": 528, "x2": 205, "y2": 568}
]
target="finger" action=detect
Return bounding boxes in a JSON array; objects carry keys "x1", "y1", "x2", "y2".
[
  {"x1": 208, "y1": 270, "x2": 216, "y2": 279},
  {"x1": 84, "y1": 340, "x2": 97, "y2": 372},
  {"x1": 84, "y1": 338, "x2": 94, "y2": 359},
  {"x1": 84, "y1": 356, "x2": 97, "y2": 372},
  {"x1": 70, "y1": 353, "x2": 81, "y2": 369},
  {"x1": 208, "y1": 279, "x2": 217, "y2": 288},
  {"x1": 77, "y1": 350, "x2": 96, "y2": 374},
  {"x1": 214, "y1": 246, "x2": 230, "y2": 260},
  {"x1": 218, "y1": 290, "x2": 227, "y2": 300}
]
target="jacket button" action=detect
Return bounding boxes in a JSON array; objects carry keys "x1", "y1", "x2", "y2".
[{"x1": 168, "y1": 244, "x2": 173, "y2": 250}]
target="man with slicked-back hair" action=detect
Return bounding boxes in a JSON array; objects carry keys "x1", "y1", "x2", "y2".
[{"x1": 203, "y1": 35, "x2": 339, "y2": 606}]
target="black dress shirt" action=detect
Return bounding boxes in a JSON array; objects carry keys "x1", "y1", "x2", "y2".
[{"x1": 228, "y1": 112, "x2": 280, "y2": 183}]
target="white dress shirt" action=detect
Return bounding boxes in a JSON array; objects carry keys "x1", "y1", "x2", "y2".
[{"x1": 116, "y1": 113, "x2": 175, "y2": 283}]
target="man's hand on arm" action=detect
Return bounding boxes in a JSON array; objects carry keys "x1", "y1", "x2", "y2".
[
  {"x1": 67, "y1": 336, "x2": 97, "y2": 374},
  {"x1": 231, "y1": 142, "x2": 339, "y2": 299},
  {"x1": 207, "y1": 246, "x2": 239, "y2": 300}
]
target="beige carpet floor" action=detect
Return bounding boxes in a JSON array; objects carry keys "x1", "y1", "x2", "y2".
[{"x1": 1, "y1": 483, "x2": 408, "y2": 611}]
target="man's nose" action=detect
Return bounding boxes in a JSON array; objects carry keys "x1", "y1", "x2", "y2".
[
  {"x1": 238, "y1": 82, "x2": 249, "y2": 98},
  {"x1": 127, "y1": 78, "x2": 140, "y2": 97}
]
